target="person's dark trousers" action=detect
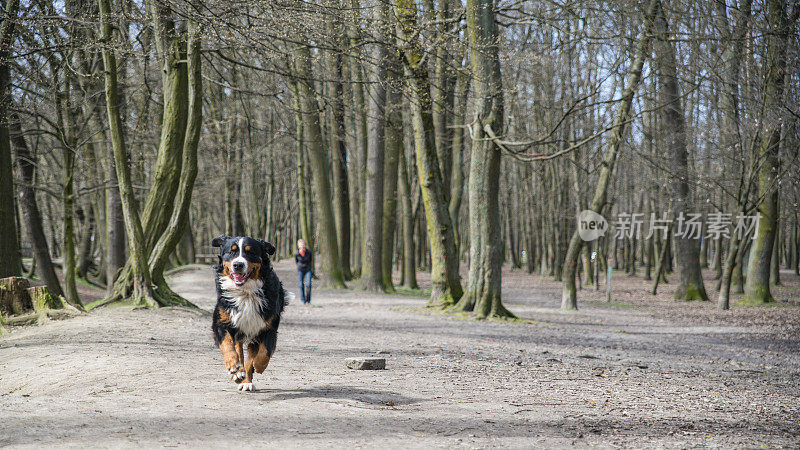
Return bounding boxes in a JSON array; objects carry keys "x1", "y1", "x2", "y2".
[{"x1": 297, "y1": 270, "x2": 312, "y2": 303}]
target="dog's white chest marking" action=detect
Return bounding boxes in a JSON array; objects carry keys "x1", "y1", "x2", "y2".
[{"x1": 220, "y1": 276, "x2": 265, "y2": 340}]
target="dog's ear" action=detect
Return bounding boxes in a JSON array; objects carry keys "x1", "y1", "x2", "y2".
[
  {"x1": 257, "y1": 239, "x2": 276, "y2": 257},
  {"x1": 211, "y1": 234, "x2": 230, "y2": 248}
]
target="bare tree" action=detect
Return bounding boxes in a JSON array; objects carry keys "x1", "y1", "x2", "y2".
[
  {"x1": 743, "y1": 0, "x2": 793, "y2": 304},
  {"x1": 652, "y1": 0, "x2": 708, "y2": 301},
  {"x1": 0, "y1": 0, "x2": 21, "y2": 278},
  {"x1": 452, "y1": 0, "x2": 513, "y2": 318},
  {"x1": 394, "y1": 0, "x2": 463, "y2": 307}
]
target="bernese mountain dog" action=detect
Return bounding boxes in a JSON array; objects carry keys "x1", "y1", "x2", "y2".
[{"x1": 210, "y1": 235, "x2": 288, "y2": 392}]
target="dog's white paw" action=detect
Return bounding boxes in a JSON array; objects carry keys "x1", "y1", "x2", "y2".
[
  {"x1": 228, "y1": 364, "x2": 243, "y2": 381},
  {"x1": 238, "y1": 382, "x2": 255, "y2": 392}
]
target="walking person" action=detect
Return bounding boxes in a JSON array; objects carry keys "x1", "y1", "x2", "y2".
[{"x1": 295, "y1": 239, "x2": 313, "y2": 304}]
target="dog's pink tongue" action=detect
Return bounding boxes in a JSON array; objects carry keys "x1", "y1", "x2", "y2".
[{"x1": 232, "y1": 273, "x2": 245, "y2": 283}]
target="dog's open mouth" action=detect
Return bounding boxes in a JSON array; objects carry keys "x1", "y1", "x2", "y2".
[{"x1": 230, "y1": 270, "x2": 253, "y2": 286}]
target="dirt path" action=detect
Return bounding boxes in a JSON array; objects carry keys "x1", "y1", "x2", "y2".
[{"x1": 1, "y1": 261, "x2": 799, "y2": 448}]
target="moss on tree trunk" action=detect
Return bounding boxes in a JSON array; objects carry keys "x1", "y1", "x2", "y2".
[
  {"x1": 395, "y1": 0, "x2": 462, "y2": 307},
  {"x1": 27, "y1": 286, "x2": 63, "y2": 311},
  {"x1": 742, "y1": 0, "x2": 789, "y2": 305},
  {"x1": 98, "y1": 0, "x2": 158, "y2": 308}
]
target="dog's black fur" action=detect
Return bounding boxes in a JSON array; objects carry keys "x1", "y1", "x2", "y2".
[{"x1": 210, "y1": 235, "x2": 286, "y2": 389}]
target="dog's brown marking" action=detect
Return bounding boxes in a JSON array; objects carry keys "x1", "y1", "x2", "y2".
[
  {"x1": 232, "y1": 244, "x2": 238, "y2": 251},
  {"x1": 217, "y1": 308, "x2": 231, "y2": 324},
  {"x1": 253, "y1": 343, "x2": 272, "y2": 374},
  {"x1": 220, "y1": 333, "x2": 240, "y2": 373},
  {"x1": 249, "y1": 262, "x2": 261, "y2": 281},
  {"x1": 245, "y1": 245, "x2": 251, "y2": 252},
  {"x1": 242, "y1": 343, "x2": 258, "y2": 382},
  {"x1": 235, "y1": 340, "x2": 245, "y2": 371},
  {"x1": 221, "y1": 260, "x2": 232, "y2": 278}
]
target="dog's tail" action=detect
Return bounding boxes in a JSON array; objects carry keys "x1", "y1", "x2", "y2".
[{"x1": 283, "y1": 290, "x2": 296, "y2": 306}]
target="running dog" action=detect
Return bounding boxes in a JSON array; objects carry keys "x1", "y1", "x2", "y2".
[{"x1": 210, "y1": 235, "x2": 288, "y2": 391}]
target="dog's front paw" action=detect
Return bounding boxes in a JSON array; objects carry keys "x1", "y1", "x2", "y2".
[
  {"x1": 231, "y1": 370, "x2": 245, "y2": 382},
  {"x1": 238, "y1": 382, "x2": 255, "y2": 392},
  {"x1": 226, "y1": 361, "x2": 242, "y2": 378}
]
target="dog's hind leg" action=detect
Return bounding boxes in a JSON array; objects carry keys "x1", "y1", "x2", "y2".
[
  {"x1": 220, "y1": 333, "x2": 243, "y2": 380},
  {"x1": 253, "y1": 328, "x2": 277, "y2": 374},
  {"x1": 253, "y1": 343, "x2": 272, "y2": 374}
]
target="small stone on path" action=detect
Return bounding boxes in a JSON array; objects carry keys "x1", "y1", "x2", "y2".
[{"x1": 346, "y1": 357, "x2": 386, "y2": 370}]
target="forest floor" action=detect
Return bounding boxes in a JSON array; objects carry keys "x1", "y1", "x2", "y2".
[{"x1": 1, "y1": 260, "x2": 799, "y2": 448}]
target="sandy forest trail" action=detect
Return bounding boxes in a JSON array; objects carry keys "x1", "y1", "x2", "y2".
[{"x1": 1, "y1": 260, "x2": 799, "y2": 448}]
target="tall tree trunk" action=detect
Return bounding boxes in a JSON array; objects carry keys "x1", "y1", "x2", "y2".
[
  {"x1": 177, "y1": 218, "x2": 195, "y2": 264},
  {"x1": 450, "y1": 0, "x2": 512, "y2": 318},
  {"x1": 348, "y1": 0, "x2": 368, "y2": 277},
  {"x1": 98, "y1": 0, "x2": 158, "y2": 307},
  {"x1": 292, "y1": 43, "x2": 346, "y2": 288},
  {"x1": 75, "y1": 72, "x2": 124, "y2": 290},
  {"x1": 431, "y1": 0, "x2": 456, "y2": 197},
  {"x1": 651, "y1": 218, "x2": 674, "y2": 295},
  {"x1": 742, "y1": 0, "x2": 790, "y2": 304},
  {"x1": 139, "y1": 0, "x2": 188, "y2": 251},
  {"x1": 76, "y1": 202, "x2": 95, "y2": 279},
  {"x1": 718, "y1": 239, "x2": 739, "y2": 310},
  {"x1": 712, "y1": 235, "x2": 723, "y2": 279},
  {"x1": 398, "y1": 136, "x2": 418, "y2": 289},
  {"x1": 9, "y1": 115, "x2": 63, "y2": 296},
  {"x1": 714, "y1": 0, "x2": 752, "y2": 307},
  {"x1": 327, "y1": 18, "x2": 352, "y2": 280},
  {"x1": 102, "y1": 104, "x2": 126, "y2": 290},
  {"x1": 291, "y1": 84, "x2": 311, "y2": 248},
  {"x1": 733, "y1": 238, "x2": 747, "y2": 293},
  {"x1": 653, "y1": 0, "x2": 708, "y2": 301},
  {"x1": 449, "y1": 70, "x2": 469, "y2": 259},
  {"x1": 147, "y1": 12, "x2": 201, "y2": 307},
  {"x1": 395, "y1": 0, "x2": 463, "y2": 307},
  {"x1": 770, "y1": 202, "x2": 781, "y2": 285},
  {"x1": 360, "y1": 2, "x2": 391, "y2": 291},
  {"x1": 0, "y1": 0, "x2": 21, "y2": 278},
  {"x1": 107, "y1": 0, "x2": 191, "y2": 298},
  {"x1": 561, "y1": 0, "x2": 658, "y2": 310},
  {"x1": 55, "y1": 84, "x2": 81, "y2": 308},
  {"x1": 381, "y1": 73, "x2": 402, "y2": 291}
]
